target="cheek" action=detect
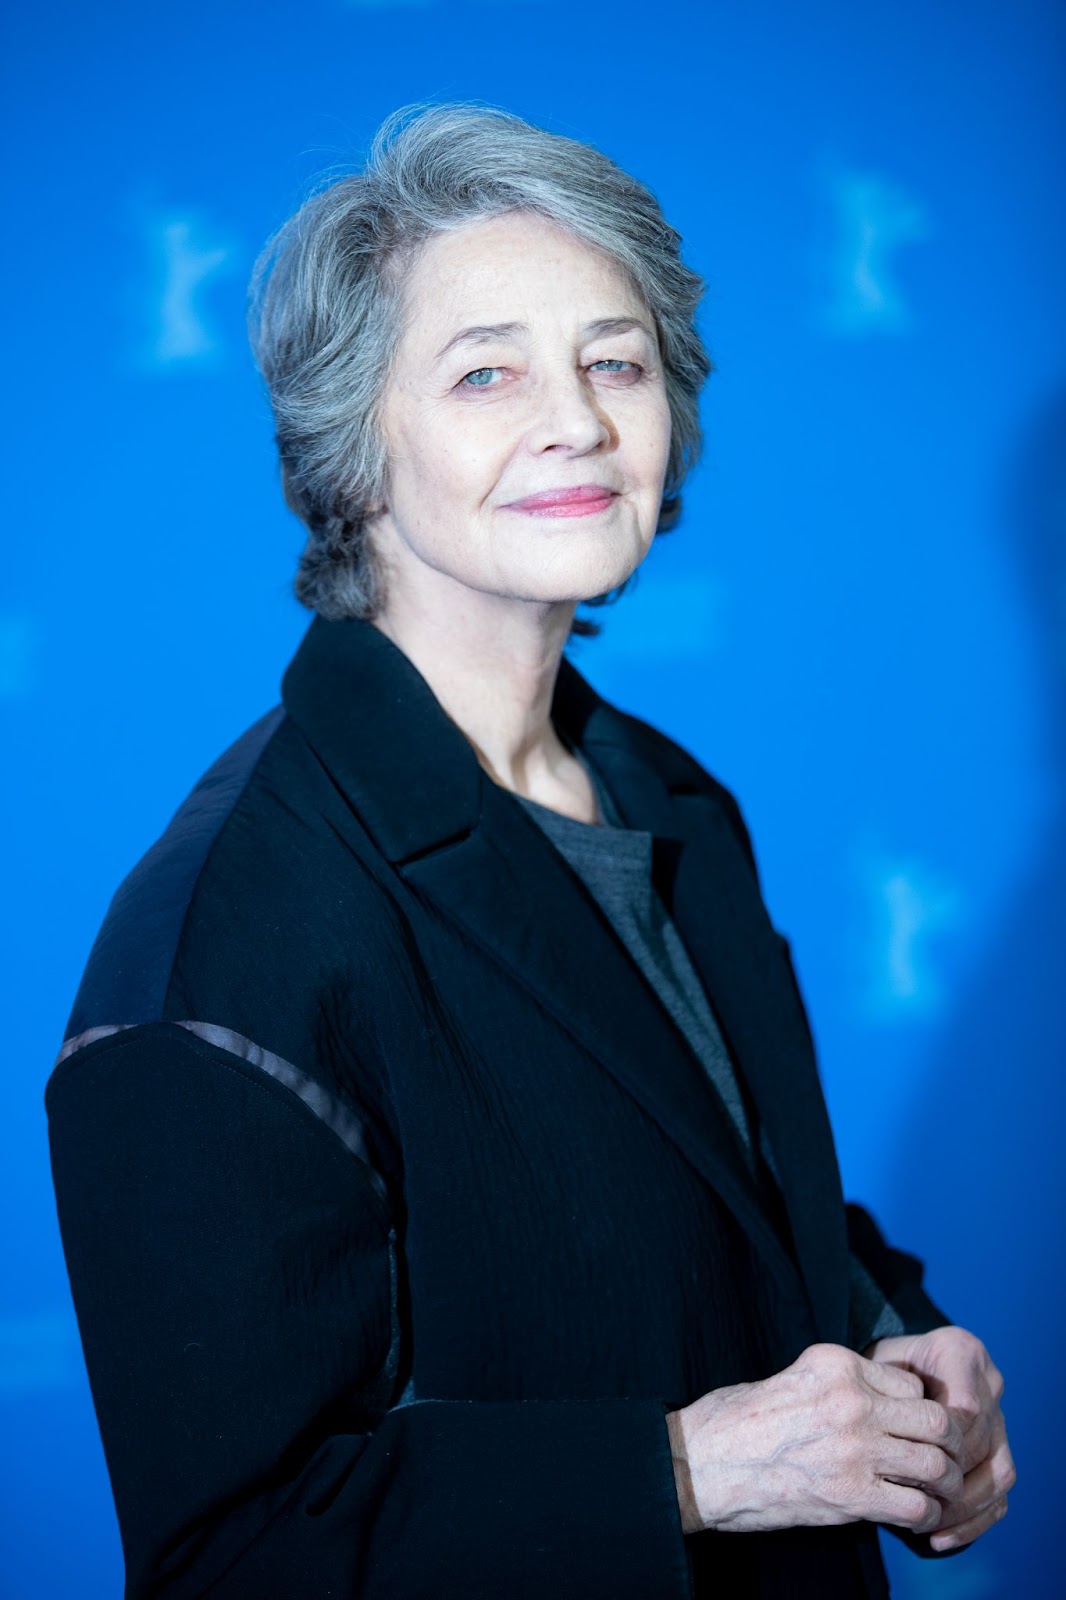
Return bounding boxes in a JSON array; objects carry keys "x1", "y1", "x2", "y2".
[
  {"x1": 652, "y1": 396, "x2": 674, "y2": 468},
  {"x1": 387, "y1": 441, "x2": 458, "y2": 527},
  {"x1": 626, "y1": 401, "x2": 672, "y2": 539},
  {"x1": 623, "y1": 392, "x2": 672, "y2": 474},
  {"x1": 415, "y1": 414, "x2": 504, "y2": 504},
  {"x1": 449, "y1": 437, "x2": 500, "y2": 497}
]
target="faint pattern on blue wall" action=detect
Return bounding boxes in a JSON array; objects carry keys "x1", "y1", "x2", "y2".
[
  {"x1": 0, "y1": 617, "x2": 35, "y2": 699},
  {"x1": 0, "y1": 1311, "x2": 81, "y2": 1392},
  {"x1": 815, "y1": 169, "x2": 931, "y2": 337},
  {"x1": 852, "y1": 840, "x2": 963, "y2": 1021},
  {"x1": 137, "y1": 213, "x2": 239, "y2": 369}
]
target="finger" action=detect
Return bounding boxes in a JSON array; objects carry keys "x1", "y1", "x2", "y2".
[
  {"x1": 875, "y1": 1480, "x2": 942, "y2": 1535},
  {"x1": 880, "y1": 1439, "x2": 963, "y2": 1505},
  {"x1": 986, "y1": 1426, "x2": 1017, "y2": 1499},
  {"x1": 929, "y1": 1494, "x2": 1008, "y2": 1552},
  {"x1": 862, "y1": 1359, "x2": 926, "y2": 1402},
  {"x1": 935, "y1": 1422, "x2": 1018, "y2": 1530},
  {"x1": 933, "y1": 1454, "x2": 1002, "y2": 1529},
  {"x1": 951, "y1": 1406, "x2": 1015, "y2": 1485},
  {"x1": 928, "y1": 1350, "x2": 997, "y2": 1426},
  {"x1": 951, "y1": 1406, "x2": 994, "y2": 1476},
  {"x1": 878, "y1": 1396, "x2": 965, "y2": 1462}
]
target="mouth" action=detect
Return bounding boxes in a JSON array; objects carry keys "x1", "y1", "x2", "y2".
[{"x1": 502, "y1": 485, "x2": 620, "y2": 518}]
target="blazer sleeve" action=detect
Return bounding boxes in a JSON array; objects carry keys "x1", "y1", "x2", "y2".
[
  {"x1": 844, "y1": 1203, "x2": 952, "y2": 1338},
  {"x1": 45, "y1": 1021, "x2": 692, "y2": 1600}
]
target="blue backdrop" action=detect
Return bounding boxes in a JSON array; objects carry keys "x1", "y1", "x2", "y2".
[{"x1": 3, "y1": 1, "x2": 1064, "y2": 1594}]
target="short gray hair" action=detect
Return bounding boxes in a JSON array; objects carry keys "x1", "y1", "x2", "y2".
[{"x1": 248, "y1": 101, "x2": 713, "y2": 636}]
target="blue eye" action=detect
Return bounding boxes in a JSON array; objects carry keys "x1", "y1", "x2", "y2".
[{"x1": 458, "y1": 359, "x2": 641, "y2": 390}]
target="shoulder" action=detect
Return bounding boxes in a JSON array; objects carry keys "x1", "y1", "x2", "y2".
[
  {"x1": 49, "y1": 704, "x2": 403, "y2": 1190},
  {"x1": 58, "y1": 702, "x2": 396, "y2": 1060}
]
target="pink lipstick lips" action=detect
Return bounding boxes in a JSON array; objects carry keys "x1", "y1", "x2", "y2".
[{"x1": 503, "y1": 485, "x2": 619, "y2": 518}]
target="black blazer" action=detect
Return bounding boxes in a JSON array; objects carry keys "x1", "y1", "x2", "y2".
[{"x1": 46, "y1": 615, "x2": 946, "y2": 1599}]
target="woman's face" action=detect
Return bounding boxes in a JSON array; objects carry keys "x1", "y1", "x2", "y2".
[{"x1": 368, "y1": 210, "x2": 673, "y2": 618}]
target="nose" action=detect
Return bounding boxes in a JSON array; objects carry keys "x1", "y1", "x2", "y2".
[{"x1": 524, "y1": 363, "x2": 613, "y2": 455}]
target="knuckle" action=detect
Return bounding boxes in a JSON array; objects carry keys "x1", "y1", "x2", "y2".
[
  {"x1": 899, "y1": 1368, "x2": 925, "y2": 1398},
  {"x1": 809, "y1": 1342, "x2": 856, "y2": 1377},
  {"x1": 920, "y1": 1446, "x2": 951, "y2": 1486},
  {"x1": 904, "y1": 1491, "x2": 938, "y2": 1532},
  {"x1": 828, "y1": 1385, "x2": 869, "y2": 1430},
  {"x1": 994, "y1": 1459, "x2": 1017, "y2": 1494},
  {"x1": 884, "y1": 1362, "x2": 924, "y2": 1398},
  {"x1": 951, "y1": 1326, "x2": 983, "y2": 1358},
  {"x1": 924, "y1": 1401, "x2": 952, "y2": 1441}
]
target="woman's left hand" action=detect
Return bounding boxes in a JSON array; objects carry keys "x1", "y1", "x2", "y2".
[{"x1": 863, "y1": 1325, "x2": 1016, "y2": 1552}]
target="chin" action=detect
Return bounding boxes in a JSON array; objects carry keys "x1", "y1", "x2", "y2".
[{"x1": 524, "y1": 536, "x2": 648, "y2": 603}]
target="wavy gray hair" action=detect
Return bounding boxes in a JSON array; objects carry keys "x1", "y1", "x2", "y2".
[{"x1": 248, "y1": 101, "x2": 713, "y2": 636}]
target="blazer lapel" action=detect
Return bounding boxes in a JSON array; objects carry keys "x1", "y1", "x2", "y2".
[
  {"x1": 565, "y1": 683, "x2": 850, "y2": 1344},
  {"x1": 282, "y1": 617, "x2": 842, "y2": 1331},
  {"x1": 397, "y1": 781, "x2": 806, "y2": 1313},
  {"x1": 668, "y1": 796, "x2": 849, "y2": 1342}
]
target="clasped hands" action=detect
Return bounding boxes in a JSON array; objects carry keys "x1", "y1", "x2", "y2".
[
  {"x1": 862, "y1": 1324, "x2": 1015, "y2": 1553},
  {"x1": 666, "y1": 1325, "x2": 1015, "y2": 1552}
]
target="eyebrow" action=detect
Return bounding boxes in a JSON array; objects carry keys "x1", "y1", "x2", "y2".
[{"x1": 433, "y1": 316, "x2": 657, "y2": 364}]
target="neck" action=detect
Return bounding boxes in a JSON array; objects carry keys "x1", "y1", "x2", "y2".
[{"x1": 369, "y1": 584, "x2": 580, "y2": 801}]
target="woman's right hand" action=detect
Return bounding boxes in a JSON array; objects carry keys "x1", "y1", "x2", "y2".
[{"x1": 665, "y1": 1342, "x2": 965, "y2": 1537}]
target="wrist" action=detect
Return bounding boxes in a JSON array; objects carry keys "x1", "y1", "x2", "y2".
[
  {"x1": 666, "y1": 1379, "x2": 771, "y2": 1536},
  {"x1": 665, "y1": 1407, "x2": 701, "y2": 1535}
]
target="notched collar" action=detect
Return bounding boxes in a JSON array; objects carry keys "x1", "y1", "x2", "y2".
[
  {"x1": 281, "y1": 614, "x2": 483, "y2": 863},
  {"x1": 280, "y1": 613, "x2": 686, "y2": 860},
  {"x1": 280, "y1": 614, "x2": 847, "y2": 1341}
]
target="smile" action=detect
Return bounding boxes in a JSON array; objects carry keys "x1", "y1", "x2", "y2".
[{"x1": 503, "y1": 487, "x2": 620, "y2": 518}]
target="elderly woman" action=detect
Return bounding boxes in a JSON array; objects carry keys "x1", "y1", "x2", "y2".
[{"x1": 47, "y1": 104, "x2": 1013, "y2": 1599}]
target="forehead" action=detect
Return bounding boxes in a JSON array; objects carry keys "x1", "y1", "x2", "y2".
[{"x1": 397, "y1": 212, "x2": 647, "y2": 340}]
